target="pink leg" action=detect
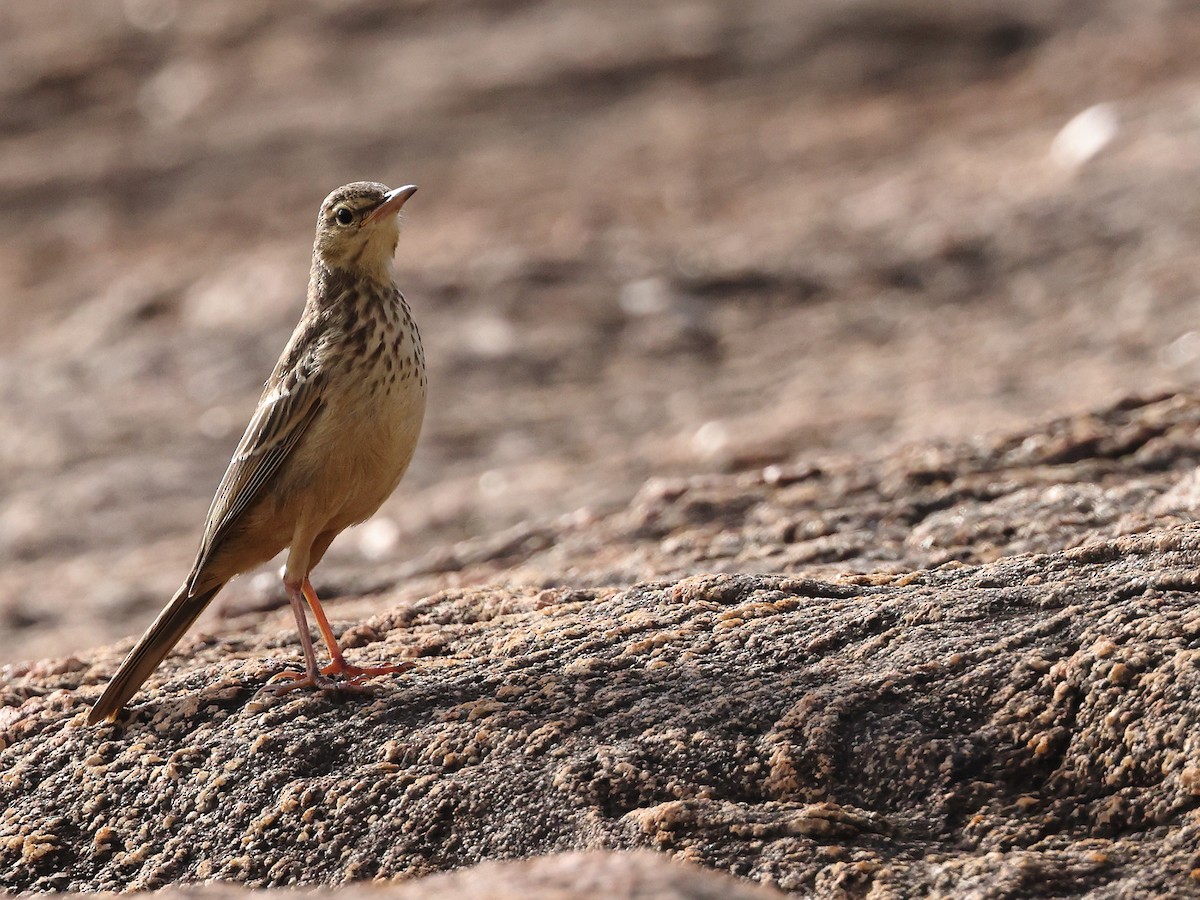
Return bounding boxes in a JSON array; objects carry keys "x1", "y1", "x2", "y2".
[
  {"x1": 261, "y1": 578, "x2": 340, "y2": 693},
  {"x1": 302, "y1": 578, "x2": 411, "y2": 680},
  {"x1": 261, "y1": 577, "x2": 409, "y2": 694}
]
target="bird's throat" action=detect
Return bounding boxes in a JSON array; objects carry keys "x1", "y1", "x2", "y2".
[{"x1": 312, "y1": 218, "x2": 401, "y2": 286}]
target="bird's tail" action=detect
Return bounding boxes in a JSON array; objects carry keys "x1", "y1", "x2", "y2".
[{"x1": 87, "y1": 582, "x2": 223, "y2": 725}]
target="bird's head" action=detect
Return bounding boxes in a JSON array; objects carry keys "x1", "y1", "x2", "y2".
[{"x1": 312, "y1": 181, "x2": 418, "y2": 280}]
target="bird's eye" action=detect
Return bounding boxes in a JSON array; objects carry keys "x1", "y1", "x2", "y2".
[{"x1": 334, "y1": 207, "x2": 355, "y2": 226}]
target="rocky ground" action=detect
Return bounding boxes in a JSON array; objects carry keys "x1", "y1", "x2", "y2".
[
  {"x1": 6, "y1": 393, "x2": 1200, "y2": 896},
  {"x1": 5, "y1": 0, "x2": 1200, "y2": 897}
]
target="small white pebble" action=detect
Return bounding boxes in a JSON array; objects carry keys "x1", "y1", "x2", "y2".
[
  {"x1": 462, "y1": 314, "x2": 517, "y2": 358},
  {"x1": 197, "y1": 406, "x2": 234, "y2": 439},
  {"x1": 1161, "y1": 331, "x2": 1200, "y2": 369},
  {"x1": 479, "y1": 469, "x2": 508, "y2": 498},
  {"x1": 692, "y1": 420, "x2": 728, "y2": 459},
  {"x1": 357, "y1": 517, "x2": 400, "y2": 560},
  {"x1": 1050, "y1": 103, "x2": 1118, "y2": 171},
  {"x1": 619, "y1": 277, "x2": 671, "y2": 316}
]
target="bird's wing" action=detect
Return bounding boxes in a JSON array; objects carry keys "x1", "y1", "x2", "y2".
[{"x1": 189, "y1": 365, "x2": 326, "y2": 583}]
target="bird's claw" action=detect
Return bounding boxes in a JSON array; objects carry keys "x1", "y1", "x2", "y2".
[
  {"x1": 259, "y1": 669, "x2": 343, "y2": 695},
  {"x1": 258, "y1": 659, "x2": 412, "y2": 695},
  {"x1": 323, "y1": 660, "x2": 414, "y2": 679}
]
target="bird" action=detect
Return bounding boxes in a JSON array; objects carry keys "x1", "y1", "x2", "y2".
[{"x1": 87, "y1": 181, "x2": 427, "y2": 725}]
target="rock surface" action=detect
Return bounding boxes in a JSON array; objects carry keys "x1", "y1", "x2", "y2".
[
  {"x1": 6, "y1": 0, "x2": 1200, "y2": 665},
  {"x1": 5, "y1": 392, "x2": 1200, "y2": 896},
  {"x1": 7, "y1": 0, "x2": 1200, "y2": 897}
]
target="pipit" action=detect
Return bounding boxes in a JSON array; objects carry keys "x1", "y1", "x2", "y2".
[{"x1": 88, "y1": 182, "x2": 427, "y2": 725}]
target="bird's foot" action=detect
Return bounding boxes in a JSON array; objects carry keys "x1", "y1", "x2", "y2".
[
  {"x1": 260, "y1": 669, "x2": 339, "y2": 694},
  {"x1": 258, "y1": 659, "x2": 411, "y2": 694},
  {"x1": 322, "y1": 658, "x2": 414, "y2": 683}
]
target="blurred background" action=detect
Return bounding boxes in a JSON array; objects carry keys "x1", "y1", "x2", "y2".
[{"x1": 3, "y1": 0, "x2": 1200, "y2": 663}]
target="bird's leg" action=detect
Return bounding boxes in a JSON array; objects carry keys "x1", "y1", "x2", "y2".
[
  {"x1": 302, "y1": 578, "x2": 411, "y2": 681},
  {"x1": 261, "y1": 578, "x2": 340, "y2": 693}
]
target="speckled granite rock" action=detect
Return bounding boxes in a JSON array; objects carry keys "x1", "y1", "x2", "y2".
[
  {"x1": 376, "y1": 391, "x2": 1200, "y2": 591},
  {"x1": 5, "y1": 394, "x2": 1200, "y2": 896}
]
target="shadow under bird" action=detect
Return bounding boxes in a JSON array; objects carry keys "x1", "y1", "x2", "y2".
[{"x1": 88, "y1": 182, "x2": 427, "y2": 725}]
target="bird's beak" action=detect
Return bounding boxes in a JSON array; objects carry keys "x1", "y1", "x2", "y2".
[{"x1": 363, "y1": 184, "x2": 418, "y2": 225}]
